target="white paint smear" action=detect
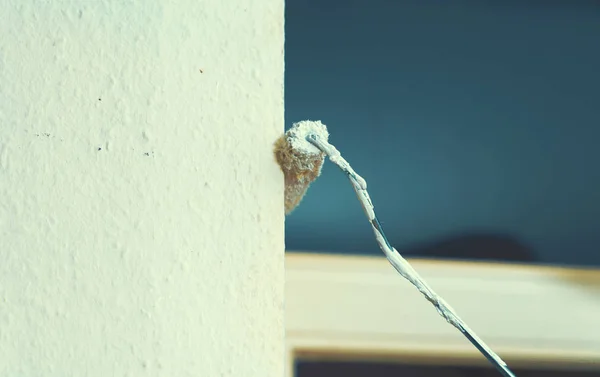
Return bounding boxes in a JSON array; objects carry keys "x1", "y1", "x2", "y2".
[{"x1": 286, "y1": 120, "x2": 329, "y2": 155}]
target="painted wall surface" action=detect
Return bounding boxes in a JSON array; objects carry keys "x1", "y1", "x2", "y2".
[
  {"x1": 0, "y1": 1, "x2": 284, "y2": 376},
  {"x1": 285, "y1": 0, "x2": 600, "y2": 267}
]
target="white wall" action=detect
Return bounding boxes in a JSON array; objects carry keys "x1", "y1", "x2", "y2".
[{"x1": 0, "y1": 1, "x2": 284, "y2": 375}]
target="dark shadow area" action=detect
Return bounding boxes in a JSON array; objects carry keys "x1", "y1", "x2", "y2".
[
  {"x1": 296, "y1": 360, "x2": 600, "y2": 377},
  {"x1": 288, "y1": 232, "x2": 537, "y2": 264},
  {"x1": 402, "y1": 233, "x2": 536, "y2": 263}
]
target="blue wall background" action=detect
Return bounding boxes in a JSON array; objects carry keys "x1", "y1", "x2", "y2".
[{"x1": 284, "y1": 0, "x2": 600, "y2": 267}]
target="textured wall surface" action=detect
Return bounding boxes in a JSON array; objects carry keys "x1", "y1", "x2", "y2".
[{"x1": 0, "y1": 1, "x2": 284, "y2": 376}]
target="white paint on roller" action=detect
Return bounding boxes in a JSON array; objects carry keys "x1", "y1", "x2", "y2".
[{"x1": 287, "y1": 120, "x2": 329, "y2": 156}]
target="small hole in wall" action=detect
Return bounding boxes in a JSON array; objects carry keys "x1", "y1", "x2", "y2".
[{"x1": 97, "y1": 147, "x2": 102, "y2": 151}]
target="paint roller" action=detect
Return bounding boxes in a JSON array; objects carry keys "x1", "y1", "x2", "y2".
[{"x1": 274, "y1": 120, "x2": 518, "y2": 377}]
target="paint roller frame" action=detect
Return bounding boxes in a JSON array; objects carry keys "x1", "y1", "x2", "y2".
[{"x1": 275, "y1": 120, "x2": 518, "y2": 377}]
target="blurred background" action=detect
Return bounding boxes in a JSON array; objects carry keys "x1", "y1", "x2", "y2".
[
  {"x1": 284, "y1": 0, "x2": 600, "y2": 268},
  {"x1": 296, "y1": 361, "x2": 600, "y2": 377}
]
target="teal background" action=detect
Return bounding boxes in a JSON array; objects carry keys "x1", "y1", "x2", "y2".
[{"x1": 284, "y1": 0, "x2": 600, "y2": 266}]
